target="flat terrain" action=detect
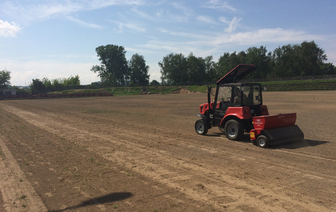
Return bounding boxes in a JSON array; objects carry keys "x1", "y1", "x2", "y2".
[{"x1": 0, "y1": 91, "x2": 336, "y2": 212}]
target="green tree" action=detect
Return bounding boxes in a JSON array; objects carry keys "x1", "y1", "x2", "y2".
[
  {"x1": 271, "y1": 44, "x2": 301, "y2": 77},
  {"x1": 204, "y1": 56, "x2": 218, "y2": 83},
  {"x1": 42, "y1": 77, "x2": 53, "y2": 92},
  {"x1": 129, "y1": 54, "x2": 150, "y2": 86},
  {"x1": 91, "y1": 44, "x2": 129, "y2": 86},
  {"x1": 244, "y1": 46, "x2": 271, "y2": 79},
  {"x1": 187, "y1": 53, "x2": 206, "y2": 85},
  {"x1": 216, "y1": 52, "x2": 241, "y2": 77},
  {"x1": 0, "y1": 69, "x2": 11, "y2": 88},
  {"x1": 159, "y1": 53, "x2": 188, "y2": 85},
  {"x1": 52, "y1": 79, "x2": 64, "y2": 91},
  {"x1": 323, "y1": 63, "x2": 336, "y2": 75},
  {"x1": 299, "y1": 41, "x2": 327, "y2": 76},
  {"x1": 30, "y1": 79, "x2": 46, "y2": 95},
  {"x1": 271, "y1": 41, "x2": 327, "y2": 77},
  {"x1": 63, "y1": 75, "x2": 80, "y2": 87}
]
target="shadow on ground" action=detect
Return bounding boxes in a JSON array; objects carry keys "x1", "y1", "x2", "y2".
[
  {"x1": 205, "y1": 132, "x2": 223, "y2": 137},
  {"x1": 238, "y1": 134, "x2": 328, "y2": 149},
  {"x1": 271, "y1": 139, "x2": 329, "y2": 150},
  {"x1": 49, "y1": 192, "x2": 133, "y2": 212},
  {"x1": 206, "y1": 133, "x2": 328, "y2": 150}
]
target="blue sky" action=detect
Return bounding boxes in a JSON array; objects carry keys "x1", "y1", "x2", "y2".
[{"x1": 1, "y1": 0, "x2": 335, "y2": 86}]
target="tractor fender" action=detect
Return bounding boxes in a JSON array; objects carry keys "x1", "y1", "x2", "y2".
[
  {"x1": 197, "y1": 114, "x2": 212, "y2": 129},
  {"x1": 219, "y1": 115, "x2": 242, "y2": 128},
  {"x1": 219, "y1": 107, "x2": 251, "y2": 127}
]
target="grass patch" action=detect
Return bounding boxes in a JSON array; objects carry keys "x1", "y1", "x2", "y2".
[
  {"x1": 20, "y1": 195, "x2": 27, "y2": 200},
  {"x1": 260, "y1": 79, "x2": 336, "y2": 85},
  {"x1": 187, "y1": 85, "x2": 209, "y2": 93},
  {"x1": 260, "y1": 79, "x2": 336, "y2": 91}
]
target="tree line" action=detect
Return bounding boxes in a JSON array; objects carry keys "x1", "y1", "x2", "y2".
[
  {"x1": 159, "y1": 41, "x2": 336, "y2": 85},
  {"x1": 91, "y1": 41, "x2": 335, "y2": 87},
  {"x1": 0, "y1": 71, "x2": 82, "y2": 95},
  {"x1": 30, "y1": 76, "x2": 80, "y2": 94}
]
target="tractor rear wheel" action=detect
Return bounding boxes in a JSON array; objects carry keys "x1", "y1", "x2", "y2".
[
  {"x1": 195, "y1": 119, "x2": 208, "y2": 135},
  {"x1": 224, "y1": 119, "x2": 244, "y2": 140},
  {"x1": 256, "y1": 135, "x2": 269, "y2": 148}
]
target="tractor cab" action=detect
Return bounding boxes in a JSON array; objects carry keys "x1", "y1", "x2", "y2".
[{"x1": 213, "y1": 83, "x2": 263, "y2": 117}]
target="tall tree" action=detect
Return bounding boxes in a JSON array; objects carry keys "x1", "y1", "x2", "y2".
[
  {"x1": 272, "y1": 44, "x2": 301, "y2": 77},
  {"x1": 271, "y1": 41, "x2": 327, "y2": 77},
  {"x1": 216, "y1": 51, "x2": 246, "y2": 77},
  {"x1": 299, "y1": 41, "x2": 327, "y2": 76},
  {"x1": 91, "y1": 44, "x2": 129, "y2": 86},
  {"x1": 159, "y1": 53, "x2": 188, "y2": 85},
  {"x1": 129, "y1": 54, "x2": 150, "y2": 86},
  {"x1": 42, "y1": 77, "x2": 53, "y2": 92},
  {"x1": 204, "y1": 56, "x2": 218, "y2": 83},
  {"x1": 30, "y1": 79, "x2": 46, "y2": 94},
  {"x1": 187, "y1": 53, "x2": 206, "y2": 85},
  {"x1": 245, "y1": 46, "x2": 271, "y2": 79},
  {"x1": 0, "y1": 69, "x2": 11, "y2": 88}
]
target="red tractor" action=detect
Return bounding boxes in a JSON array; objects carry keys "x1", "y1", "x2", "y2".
[{"x1": 195, "y1": 64, "x2": 304, "y2": 148}]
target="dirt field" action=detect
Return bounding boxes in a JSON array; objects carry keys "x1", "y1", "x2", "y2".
[{"x1": 0, "y1": 91, "x2": 335, "y2": 212}]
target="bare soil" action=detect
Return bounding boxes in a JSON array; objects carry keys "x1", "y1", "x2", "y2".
[{"x1": 0, "y1": 91, "x2": 336, "y2": 212}]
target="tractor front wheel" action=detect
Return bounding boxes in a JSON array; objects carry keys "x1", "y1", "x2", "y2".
[
  {"x1": 256, "y1": 135, "x2": 269, "y2": 148},
  {"x1": 195, "y1": 119, "x2": 208, "y2": 135},
  {"x1": 224, "y1": 119, "x2": 244, "y2": 140}
]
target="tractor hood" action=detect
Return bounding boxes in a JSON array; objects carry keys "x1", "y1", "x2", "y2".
[{"x1": 216, "y1": 64, "x2": 257, "y2": 84}]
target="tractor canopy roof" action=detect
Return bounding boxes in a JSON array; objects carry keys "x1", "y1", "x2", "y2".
[{"x1": 216, "y1": 64, "x2": 257, "y2": 84}]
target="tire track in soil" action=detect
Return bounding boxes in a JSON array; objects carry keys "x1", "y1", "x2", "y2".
[
  {"x1": 0, "y1": 135, "x2": 47, "y2": 212},
  {"x1": 3, "y1": 104, "x2": 332, "y2": 211}
]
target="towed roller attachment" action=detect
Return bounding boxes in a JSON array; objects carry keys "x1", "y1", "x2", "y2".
[
  {"x1": 251, "y1": 113, "x2": 304, "y2": 147},
  {"x1": 261, "y1": 125, "x2": 304, "y2": 146}
]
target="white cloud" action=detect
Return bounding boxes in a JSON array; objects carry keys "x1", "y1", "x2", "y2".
[
  {"x1": 87, "y1": 0, "x2": 144, "y2": 9},
  {"x1": 0, "y1": 0, "x2": 144, "y2": 26},
  {"x1": 155, "y1": 28, "x2": 210, "y2": 40},
  {"x1": 219, "y1": 16, "x2": 230, "y2": 24},
  {"x1": 197, "y1": 16, "x2": 215, "y2": 24},
  {"x1": 170, "y1": 2, "x2": 193, "y2": 16},
  {"x1": 224, "y1": 17, "x2": 241, "y2": 33},
  {"x1": 0, "y1": 60, "x2": 100, "y2": 85},
  {"x1": 139, "y1": 27, "x2": 327, "y2": 59},
  {"x1": 213, "y1": 28, "x2": 325, "y2": 46},
  {"x1": 161, "y1": 2, "x2": 194, "y2": 23},
  {"x1": 0, "y1": 19, "x2": 20, "y2": 37},
  {"x1": 202, "y1": 0, "x2": 236, "y2": 12},
  {"x1": 66, "y1": 16, "x2": 103, "y2": 29},
  {"x1": 111, "y1": 20, "x2": 146, "y2": 33},
  {"x1": 130, "y1": 7, "x2": 155, "y2": 20},
  {"x1": 139, "y1": 40, "x2": 215, "y2": 58}
]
